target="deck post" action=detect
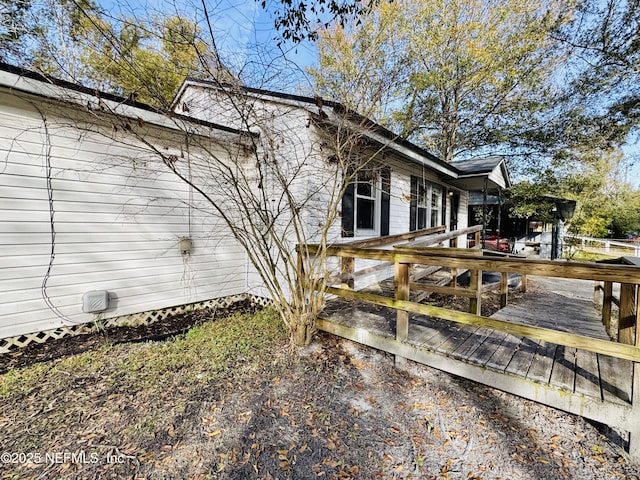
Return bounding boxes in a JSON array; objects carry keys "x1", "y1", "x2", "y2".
[
  {"x1": 521, "y1": 274, "x2": 527, "y2": 293},
  {"x1": 394, "y1": 261, "x2": 411, "y2": 368},
  {"x1": 619, "y1": 283, "x2": 638, "y2": 345},
  {"x1": 630, "y1": 299, "x2": 640, "y2": 462},
  {"x1": 500, "y1": 272, "x2": 509, "y2": 308},
  {"x1": 474, "y1": 230, "x2": 481, "y2": 249},
  {"x1": 395, "y1": 262, "x2": 410, "y2": 341},
  {"x1": 469, "y1": 269, "x2": 482, "y2": 314},
  {"x1": 341, "y1": 256, "x2": 355, "y2": 290},
  {"x1": 602, "y1": 281, "x2": 613, "y2": 336}
]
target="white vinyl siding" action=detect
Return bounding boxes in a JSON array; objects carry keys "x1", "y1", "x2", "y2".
[{"x1": 0, "y1": 92, "x2": 247, "y2": 339}]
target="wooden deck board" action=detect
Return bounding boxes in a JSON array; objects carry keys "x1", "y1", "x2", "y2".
[
  {"x1": 525, "y1": 341, "x2": 557, "y2": 384},
  {"x1": 434, "y1": 325, "x2": 478, "y2": 355},
  {"x1": 575, "y1": 349, "x2": 602, "y2": 399},
  {"x1": 505, "y1": 337, "x2": 538, "y2": 377},
  {"x1": 598, "y1": 354, "x2": 633, "y2": 405},
  {"x1": 467, "y1": 331, "x2": 509, "y2": 365},
  {"x1": 484, "y1": 334, "x2": 522, "y2": 372},
  {"x1": 550, "y1": 346, "x2": 577, "y2": 392},
  {"x1": 408, "y1": 317, "x2": 448, "y2": 345},
  {"x1": 417, "y1": 323, "x2": 459, "y2": 351},
  {"x1": 450, "y1": 327, "x2": 494, "y2": 361}
]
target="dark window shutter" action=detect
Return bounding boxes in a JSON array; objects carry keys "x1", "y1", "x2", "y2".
[
  {"x1": 341, "y1": 181, "x2": 355, "y2": 237},
  {"x1": 380, "y1": 167, "x2": 391, "y2": 236},
  {"x1": 409, "y1": 176, "x2": 417, "y2": 231},
  {"x1": 450, "y1": 191, "x2": 460, "y2": 230},
  {"x1": 442, "y1": 188, "x2": 448, "y2": 228}
]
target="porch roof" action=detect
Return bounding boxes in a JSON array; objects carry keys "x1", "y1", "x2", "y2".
[{"x1": 448, "y1": 156, "x2": 511, "y2": 191}]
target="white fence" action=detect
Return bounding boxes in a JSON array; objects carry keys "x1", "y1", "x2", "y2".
[{"x1": 565, "y1": 234, "x2": 640, "y2": 257}]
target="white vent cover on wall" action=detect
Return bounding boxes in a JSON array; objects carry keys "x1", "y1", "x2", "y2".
[{"x1": 82, "y1": 290, "x2": 110, "y2": 313}]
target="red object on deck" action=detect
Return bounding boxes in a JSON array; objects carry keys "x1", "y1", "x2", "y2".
[{"x1": 469, "y1": 234, "x2": 511, "y2": 253}]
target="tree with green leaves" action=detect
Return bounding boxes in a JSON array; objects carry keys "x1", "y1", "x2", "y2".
[
  {"x1": 0, "y1": 0, "x2": 34, "y2": 62},
  {"x1": 261, "y1": 0, "x2": 382, "y2": 44},
  {"x1": 509, "y1": 148, "x2": 640, "y2": 238},
  {"x1": 78, "y1": 14, "x2": 218, "y2": 107},
  {"x1": 5, "y1": 0, "x2": 223, "y2": 108},
  {"x1": 556, "y1": 0, "x2": 640, "y2": 144},
  {"x1": 311, "y1": 0, "x2": 569, "y2": 163}
]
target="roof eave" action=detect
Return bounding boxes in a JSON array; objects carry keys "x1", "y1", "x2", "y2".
[{"x1": 0, "y1": 65, "x2": 255, "y2": 139}]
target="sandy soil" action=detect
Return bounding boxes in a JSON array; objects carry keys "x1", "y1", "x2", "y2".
[{"x1": 0, "y1": 292, "x2": 638, "y2": 479}]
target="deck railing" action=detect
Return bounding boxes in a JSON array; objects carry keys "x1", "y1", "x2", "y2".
[
  {"x1": 593, "y1": 257, "x2": 640, "y2": 344},
  {"x1": 301, "y1": 232, "x2": 640, "y2": 363},
  {"x1": 300, "y1": 230, "x2": 640, "y2": 460}
]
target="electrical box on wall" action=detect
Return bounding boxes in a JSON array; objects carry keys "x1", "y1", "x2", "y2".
[
  {"x1": 82, "y1": 290, "x2": 110, "y2": 313},
  {"x1": 179, "y1": 237, "x2": 192, "y2": 255}
]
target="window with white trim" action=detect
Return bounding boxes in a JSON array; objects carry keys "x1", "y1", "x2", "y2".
[
  {"x1": 416, "y1": 181, "x2": 428, "y2": 230},
  {"x1": 341, "y1": 167, "x2": 390, "y2": 238},
  {"x1": 355, "y1": 171, "x2": 380, "y2": 233},
  {"x1": 410, "y1": 177, "x2": 443, "y2": 230},
  {"x1": 430, "y1": 184, "x2": 442, "y2": 227}
]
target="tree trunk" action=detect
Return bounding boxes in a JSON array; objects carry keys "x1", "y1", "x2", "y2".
[{"x1": 290, "y1": 311, "x2": 317, "y2": 346}]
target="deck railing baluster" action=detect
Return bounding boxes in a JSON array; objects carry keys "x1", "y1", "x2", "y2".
[
  {"x1": 469, "y1": 268, "x2": 482, "y2": 314},
  {"x1": 340, "y1": 257, "x2": 354, "y2": 290},
  {"x1": 602, "y1": 281, "x2": 613, "y2": 337}
]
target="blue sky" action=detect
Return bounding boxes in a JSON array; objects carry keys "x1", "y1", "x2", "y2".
[
  {"x1": 204, "y1": 0, "x2": 319, "y2": 92},
  {"x1": 106, "y1": 0, "x2": 320, "y2": 93}
]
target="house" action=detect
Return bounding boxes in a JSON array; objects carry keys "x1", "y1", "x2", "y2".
[
  {"x1": 174, "y1": 85, "x2": 500, "y2": 241},
  {"x1": 0, "y1": 63, "x2": 255, "y2": 351},
  {"x1": 0, "y1": 64, "x2": 509, "y2": 350},
  {"x1": 171, "y1": 80, "x2": 510, "y2": 287}
]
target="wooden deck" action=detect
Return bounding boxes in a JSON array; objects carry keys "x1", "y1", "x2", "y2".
[{"x1": 318, "y1": 276, "x2": 634, "y2": 433}]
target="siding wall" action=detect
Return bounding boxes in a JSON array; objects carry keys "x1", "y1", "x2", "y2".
[
  {"x1": 0, "y1": 91, "x2": 247, "y2": 339},
  {"x1": 350, "y1": 158, "x2": 467, "y2": 289},
  {"x1": 174, "y1": 84, "x2": 471, "y2": 294},
  {"x1": 176, "y1": 85, "x2": 330, "y2": 299}
]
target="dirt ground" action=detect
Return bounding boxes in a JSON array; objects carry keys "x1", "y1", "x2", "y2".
[{"x1": 1, "y1": 294, "x2": 639, "y2": 479}]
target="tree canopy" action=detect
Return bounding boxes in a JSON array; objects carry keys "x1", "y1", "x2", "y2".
[
  {"x1": 5, "y1": 0, "x2": 224, "y2": 108},
  {"x1": 311, "y1": 0, "x2": 569, "y2": 163},
  {"x1": 78, "y1": 14, "x2": 215, "y2": 107}
]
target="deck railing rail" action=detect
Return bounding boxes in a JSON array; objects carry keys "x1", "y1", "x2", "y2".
[{"x1": 300, "y1": 234, "x2": 640, "y2": 363}]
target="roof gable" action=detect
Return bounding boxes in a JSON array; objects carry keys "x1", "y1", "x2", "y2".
[{"x1": 449, "y1": 156, "x2": 511, "y2": 191}]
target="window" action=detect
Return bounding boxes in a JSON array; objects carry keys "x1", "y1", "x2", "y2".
[
  {"x1": 416, "y1": 182, "x2": 428, "y2": 230},
  {"x1": 410, "y1": 177, "x2": 443, "y2": 231},
  {"x1": 355, "y1": 171, "x2": 378, "y2": 232},
  {"x1": 431, "y1": 185, "x2": 442, "y2": 227},
  {"x1": 341, "y1": 167, "x2": 391, "y2": 238}
]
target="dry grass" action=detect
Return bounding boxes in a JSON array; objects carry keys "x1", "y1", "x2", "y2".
[{"x1": 0, "y1": 306, "x2": 638, "y2": 479}]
